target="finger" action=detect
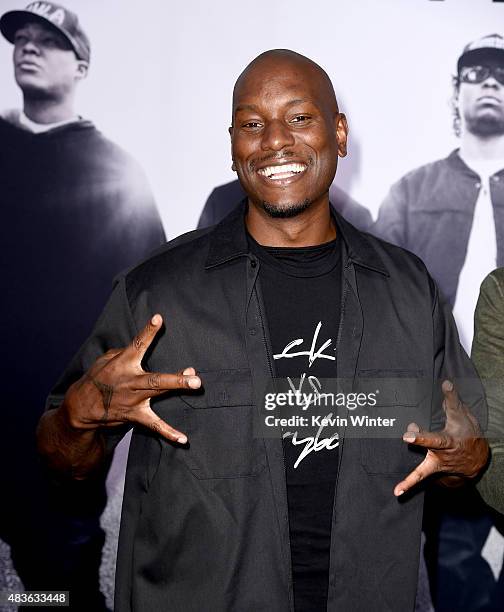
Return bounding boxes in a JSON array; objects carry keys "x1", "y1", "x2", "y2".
[
  {"x1": 93, "y1": 348, "x2": 122, "y2": 368},
  {"x1": 129, "y1": 314, "x2": 163, "y2": 360},
  {"x1": 135, "y1": 370, "x2": 201, "y2": 395},
  {"x1": 402, "y1": 428, "x2": 453, "y2": 450},
  {"x1": 135, "y1": 405, "x2": 188, "y2": 444},
  {"x1": 173, "y1": 366, "x2": 197, "y2": 377},
  {"x1": 442, "y1": 379, "x2": 463, "y2": 415},
  {"x1": 394, "y1": 453, "x2": 439, "y2": 496},
  {"x1": 406, "y1": 422, "x2": 421, "y2": 433},
  {"x1": 181, "y1": 367, "x2": 196, "y2": 376}
]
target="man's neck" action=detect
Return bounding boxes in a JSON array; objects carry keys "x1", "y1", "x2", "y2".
[
  {"x1": 246, "y1": 199, "x2": 336, "y2": 247},
  {"x1": 23, "y1": 95, "x2": 77, "y2": 124},
  {"x1": 459, "y1": 131, "x2": 504, "y2": 161}
]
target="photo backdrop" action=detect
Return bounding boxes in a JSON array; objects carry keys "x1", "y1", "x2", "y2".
[{"x1": 1, "y1": 0, "x2": 501, "y2": 238}]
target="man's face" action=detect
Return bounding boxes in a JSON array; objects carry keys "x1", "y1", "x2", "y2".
[
  {"x1": 230, "y1": 57, "x2": 347, "y2": 217},
  {"x1": 458, "y1": 59, "x2": 504, "y2": 137},
  {"x1": 12, "y1": 21, "x2": 86, "y2": 97}
]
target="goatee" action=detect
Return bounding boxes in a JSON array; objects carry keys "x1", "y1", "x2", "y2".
[
  {"x1": 261, "y1": 199, "x2": 311, "y2": 218},
  {"x1": 465, "y1": 112, "x2": 504, "y2": 138}
]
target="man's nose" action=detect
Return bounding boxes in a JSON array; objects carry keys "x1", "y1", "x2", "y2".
[
  {"x1": 21, "y1": 39, "x2": 40, "y2": 55},
  {"x1": 261, "y1": 119, "x2": 295, "y2": 151},
  {"x1": 482, "y1": 75, "x2": 500, "y2": 88}
]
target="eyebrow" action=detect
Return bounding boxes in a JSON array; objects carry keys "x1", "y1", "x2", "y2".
[
  {"x1": 234, "y1": 104, "x2": 259, "y2": 113},
  {"x1": 234, "y1": 98, "x2": 313, "y2": 114}
]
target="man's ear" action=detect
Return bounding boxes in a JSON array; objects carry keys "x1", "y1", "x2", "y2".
[
  {"x1": 336, "y1": 112, "x2": 348, "y2": 158},
  {"x1": 76, "y1": 60, "x2": 89, "y2": 81},
  {"x1": 229, "y1": 126, "x2": 237, "y2": 171}
]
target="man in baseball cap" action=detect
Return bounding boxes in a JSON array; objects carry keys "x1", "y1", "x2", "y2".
[
  {"x1": 0, "y1": 1, "x2": 90, "y2": 62},
  {"x1": 375, "y1": 33, "x2": 504, "y2": 612},
  {"x1": 0, "y1": 2, "x2": 166, "y2": 609},
  {"x1": 457, "y1": 33, "x2": 504, "y2": 75}
]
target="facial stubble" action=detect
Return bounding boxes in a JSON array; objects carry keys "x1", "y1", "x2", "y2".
[{"x1": 260, "y1": 199, "x2": 312, "y2": 218}]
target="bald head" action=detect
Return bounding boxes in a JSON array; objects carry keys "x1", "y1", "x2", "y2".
[
  {"x1": 233, "y1": 49, "x2": 339, "y2": 118},
  {"x1": 229, "y1": 48, "x2": 348, "y2": 223}
]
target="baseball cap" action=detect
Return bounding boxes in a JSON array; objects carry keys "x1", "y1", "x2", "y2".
[
  {"x1": 457, "y1": 34, "x2": 504, "y2": 73},
  {"x1": 0, "y1": 2, "x2": 90, "y2": 62}
]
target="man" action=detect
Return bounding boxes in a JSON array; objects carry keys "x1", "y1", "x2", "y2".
[
  {"x1": 37, "y1": 50, "x2": 487, "y2": 612},
  {"x1": 472, "y1": 268, "x2": 504, "y2": 518},
  {"x1": 374, "y1": 34, "x2": 504, "y2": 612},
  {"x1": 198, "y1": 179, "x2": 373, "y2": 231},
  {"x1": 375, "y1": 34, "x2": 504, "y2": 352},
  {"x1": 0, "y1": 2, "x2": 165, "y2": 609}
]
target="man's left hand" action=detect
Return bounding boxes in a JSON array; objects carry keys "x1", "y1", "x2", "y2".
[{"x1": 393, "y1": 379, "x2": 489, "y2": 497}]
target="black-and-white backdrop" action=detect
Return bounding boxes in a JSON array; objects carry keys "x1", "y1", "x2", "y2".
[{"x1": 1, "y1": 0, "x2": 503, "y2": 609}]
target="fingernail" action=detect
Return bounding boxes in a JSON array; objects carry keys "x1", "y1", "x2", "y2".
[
  {"x1": 187, "y1": 376, "x2": 201, "y2": 389},
  {"x1": 403, "y1": 433, "x2": 416, "y2": 442},
  {"x1": 183, "y1": 367, "x2": 194, "y2": 376},
  {"x1": 151, "y1": 314, "x2": 161, "y2": 325},
  {"x1": 444, "y1": 380, "x2": 454, "y2": 392},
  {"x1": 397, "y1": 490, "x2": 405, "y2": 496},
  {"x1": 177, "y1": 435, "x2": 187, "y2": 444}
]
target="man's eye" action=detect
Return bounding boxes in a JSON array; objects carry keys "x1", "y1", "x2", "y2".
[
  {"x1": 291, "y1": 115, "x2": 310, "y2": 123},
  {"x1": 242, "y1": 121, "x2": 262, "y2": 129},
  {"x1": 14, "y1": 35, "x2": 28, "y2": 45}
]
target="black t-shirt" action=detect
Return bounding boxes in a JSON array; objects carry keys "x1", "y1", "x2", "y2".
[{"x1": 249, "y1": 233, "x2": 342, "y2": 612}]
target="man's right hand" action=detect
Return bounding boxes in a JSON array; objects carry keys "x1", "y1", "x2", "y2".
[{"x1": 62, "y1": 314, "x2": 201, "y2": 444}]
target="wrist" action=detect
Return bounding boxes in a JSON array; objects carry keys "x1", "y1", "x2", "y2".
[{"x1": 59, "y1": 375, "x2": 101, "y2": 432}]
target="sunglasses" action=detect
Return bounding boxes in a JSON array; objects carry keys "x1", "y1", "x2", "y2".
[{"x1": 459, "y1": 65, "x2": 504, "y2": 85}]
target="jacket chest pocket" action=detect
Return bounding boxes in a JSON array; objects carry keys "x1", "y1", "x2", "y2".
[
  {"x1": 357, "y1": 369, "x2": 429, "y2": 475},
  {"x1": 180, "y1": 369, "x2": 267, "y2": 479}
]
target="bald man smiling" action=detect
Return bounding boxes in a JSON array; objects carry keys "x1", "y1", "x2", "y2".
[{"x1": 37, "y1": 50, "x2": 488, "y2": 611}]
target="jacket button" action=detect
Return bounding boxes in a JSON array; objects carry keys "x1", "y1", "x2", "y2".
[
  {"x1": 249, "y1": 328, "x2": 257, "y2": 336},
  {"x1": 475, "y1": 182, "x2": 481, "y2": 188},
  {"x1": 250, "y1": 259, "x2": 257, "y2": 268}
]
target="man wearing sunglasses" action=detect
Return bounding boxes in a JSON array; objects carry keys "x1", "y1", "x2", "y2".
[{"x1": 375, "y1": 34, "x2": 504, "y2": 612}]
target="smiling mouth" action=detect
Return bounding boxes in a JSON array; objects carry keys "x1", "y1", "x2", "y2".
[{"x1": 257, "y1": 162, "x2": 307, "y2": 181}]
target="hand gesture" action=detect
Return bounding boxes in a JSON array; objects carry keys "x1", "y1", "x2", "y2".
[
  {"x1": 393, "y1": 380, "x2": 488, "y2": 497},
  {"x1": 63, "y1": 314, "x2": 200, "y2": 444}
]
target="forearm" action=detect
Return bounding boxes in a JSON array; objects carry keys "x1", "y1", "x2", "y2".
[{"x1": 36, "y1": 402, "x2": 107, "y2": 480}]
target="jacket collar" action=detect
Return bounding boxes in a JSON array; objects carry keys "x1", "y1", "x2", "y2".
[
  {"x1": 447, "y1": 148, "x2": 504, "y2": 178},
  {"x1": 205, "y1": 198, "x2": 388, "y2": 276}
]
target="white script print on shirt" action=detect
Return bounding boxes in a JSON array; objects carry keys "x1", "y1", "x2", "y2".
[
  {"x1": 274, "y1": 321, "x2": 339, "y2": 467},
  {"x1": 284, "y1": 416, "x2": 339, "y2": 468},
  {"x1": 273, "y1": 321, "x2": 335, "y2": 368}
]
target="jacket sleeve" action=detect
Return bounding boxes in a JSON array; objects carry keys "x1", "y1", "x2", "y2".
[
  {"x1": 373, "y1": 178, "x2": 409, "y2": 248},
  {"x1": 46, "y1": 275, "x2": 138, "y2": 454},
  {"x1": 431, "y1": 277, "x2": 487, "y2": 433},
  {"x1": 472, "y1": 270, "x2": 504, "y2": 514}
]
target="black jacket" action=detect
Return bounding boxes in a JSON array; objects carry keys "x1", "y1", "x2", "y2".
[
  {"x1": 374, "y1": 149, "x2": 504, "y2": 306},
  {"x1": 49, "y1": 203, "x2": 485, "y2": 612}
]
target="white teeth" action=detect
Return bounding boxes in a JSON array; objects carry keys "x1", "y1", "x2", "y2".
[{"x1": 257, "y1": 163, "x2": 307, "y2": 178}]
